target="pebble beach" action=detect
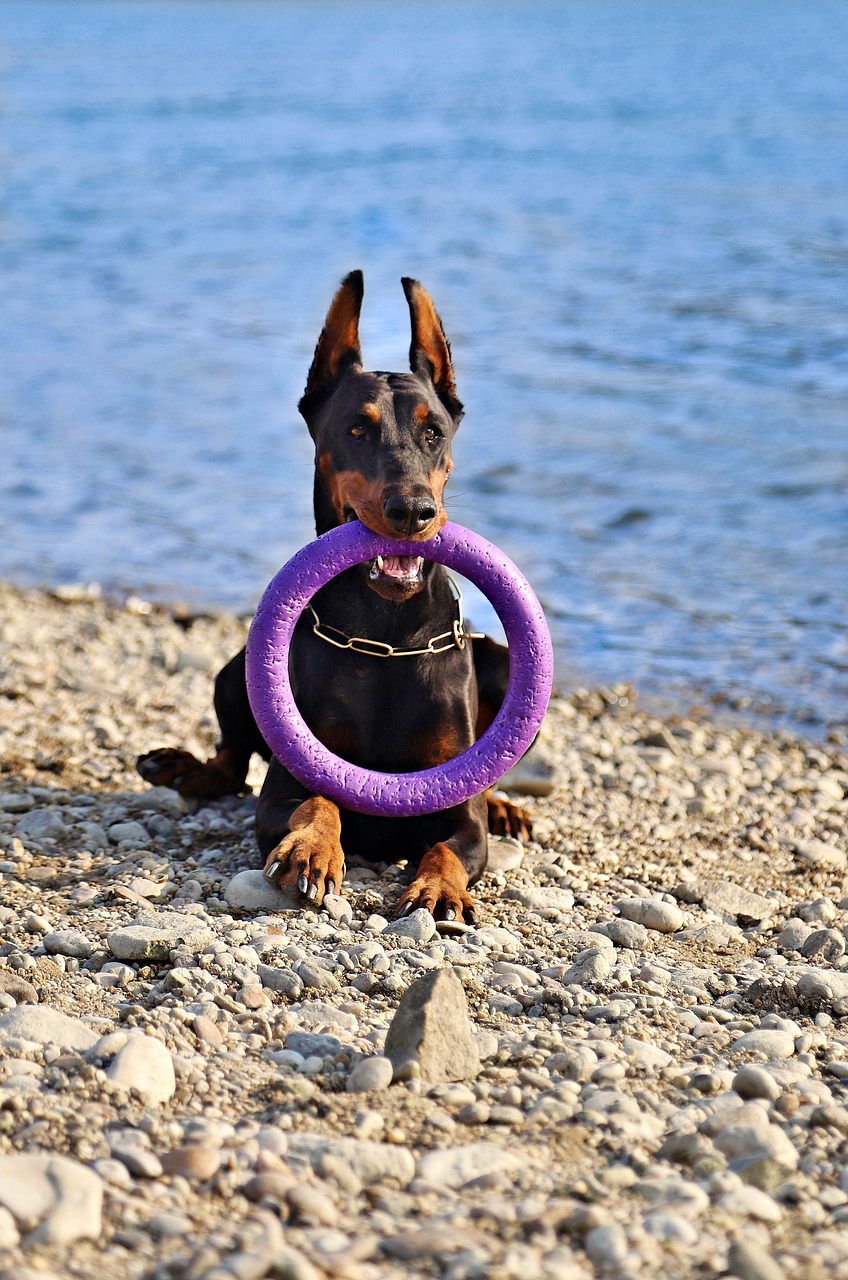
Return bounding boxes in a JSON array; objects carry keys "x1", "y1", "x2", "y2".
[{"x1": 2, "y1": 579, "x2": 848, "y2": 1280}]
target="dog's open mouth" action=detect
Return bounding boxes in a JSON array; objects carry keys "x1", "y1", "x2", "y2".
[{"x1": 369, "y1": 555, "x2": 424, "y2": 586}]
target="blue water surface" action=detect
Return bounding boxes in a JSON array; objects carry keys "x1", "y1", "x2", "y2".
[{"x1": 1, "y1": 1, "x2": 847, "y2": 732}]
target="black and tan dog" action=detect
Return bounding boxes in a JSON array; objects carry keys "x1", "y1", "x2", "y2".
[{"x1": 137, "y1": 271, "x2": 528, "y2": 923}]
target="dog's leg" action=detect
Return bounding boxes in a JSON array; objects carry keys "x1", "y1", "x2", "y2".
[
  {"x1": 397, "y1": 799, "x2": 487, "y2": 924},
  {"x1": 137, "y1": 648, "x2": 269, "y2": 799},
  {"x1": 257, "y1": 759, "x2": 345, "y2": 904}
]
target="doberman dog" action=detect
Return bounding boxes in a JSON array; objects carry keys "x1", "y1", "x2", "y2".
[{"x1": 137, "y1": 271, "x2": 528, "y2": 924}]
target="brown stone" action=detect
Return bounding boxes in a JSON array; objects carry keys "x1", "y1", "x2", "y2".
[
  {"x1": 160, "y1": 1146, "x2": 221, "y2": 1182},
  {"x1": 0, "y1": 973, "x2": 38, "y2": 1004}
]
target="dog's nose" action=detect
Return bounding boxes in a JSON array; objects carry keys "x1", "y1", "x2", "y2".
[{"x1": 383, "y1": 493, "x2": 438, "y2": 535}]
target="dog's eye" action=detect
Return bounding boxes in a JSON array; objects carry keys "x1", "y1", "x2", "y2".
[
  {"x1": 349, "y1": 424, "x2": 367, "y2": 439},
  {"x1": 423, "y1": 425, "x2": 443, "y2": 445}
]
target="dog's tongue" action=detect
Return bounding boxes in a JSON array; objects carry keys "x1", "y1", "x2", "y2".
[{"x1": 382, "y1": 555, "x2": 421, "y2": 579}]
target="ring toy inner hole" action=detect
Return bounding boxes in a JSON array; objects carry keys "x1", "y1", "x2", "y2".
[{"x1": 246, "y1": 520, "x2": 553, "y2": 817}]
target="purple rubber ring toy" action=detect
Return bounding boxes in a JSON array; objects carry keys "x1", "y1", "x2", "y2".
[{"x1": 245, "y1": 520, "x2": 553, "y2": 817}]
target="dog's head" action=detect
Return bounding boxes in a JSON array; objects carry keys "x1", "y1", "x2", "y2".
[{"x1": 299, "y1": 271, "x2": 463, "y2": 602}]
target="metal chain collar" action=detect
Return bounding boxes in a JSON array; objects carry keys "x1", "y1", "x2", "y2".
[{"x1": 306, "y1": 575, "x2": 484, "y2": 658}]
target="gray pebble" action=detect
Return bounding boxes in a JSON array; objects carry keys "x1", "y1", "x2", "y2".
[
  {"x1": 617, "y1": 897, "x2": 684, "y2": 933},
  {"x1": 594, "y1": 918, "x2": 649, "y2": 949},
  {"x1": 800, "y1": 928, "x2": 845, "y2": 961},
  {"x1": 347, "y1": 1055, "x2": 394, "y2": 1093},
  {"x1": 15, "y1": 808, "x2": 67, "y2": 842},
  {"x1": 107, "y1": 1034, "x2": 176, "y2": 1104},
  {"x1": 42, "y1": 929, "x2": 94, "y2": 959},
  {"x1": 733, "y1": 1064, "x2": 781, "y2": 1102},
  {"x1": 382, "y1": 908, "x2": 437, "y2": 943},
  {"x1": 727, "y1": 1237, "x2": 787, "y2": 1280},
  {"x1": 730, "y1": 1030, "x2": 795, "y2": 1059}
]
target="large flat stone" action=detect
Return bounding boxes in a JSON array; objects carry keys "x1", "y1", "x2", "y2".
[
  {"x1": 224, "y1": 870, "x2": 303, "y2": 913},
  {"x1": 0, "y1": 1153, "x2": 102, "y2": 1246},
  {"x1": 107, "y1": 910, "x2": 214, "y2": 961},
  {"x1": 415, "y1": 1143, "x2": 523, "y2": 1189},
  {"x1": 0, "y1": 1005, "x2": 99, "y2": 1051},
  {"x1": 287, "y1": 1134, "x2": 415, "y2": 1186}
]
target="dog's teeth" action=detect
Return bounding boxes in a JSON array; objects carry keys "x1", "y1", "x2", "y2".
[{"x1": 376, "y1": 556, "x2": 384, "y2": 571}]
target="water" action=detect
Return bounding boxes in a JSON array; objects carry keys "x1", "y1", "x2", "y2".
[{"x1": 1, "y1": 1, "x2": 847, "y2": 734}]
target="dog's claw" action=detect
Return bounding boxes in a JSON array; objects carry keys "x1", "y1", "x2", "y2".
[
  {"x1": 445, "y1": 907, "x2": 456, "y2": 921},
  {"x1": 307, "y1": 882, "x2": 318, "y2": 901},
  {"x1": 401, "y1": 901, "x2": 414, "y2": 916},
  {"x1": 297, "y1": 875, "x2": 309, "y2": 895},
  {"x1": 326, "y1": 880, "x2": 336, "y2": 896},
  {"x1": 264, "y1": 861, "x2": 281, "y2": 885}
]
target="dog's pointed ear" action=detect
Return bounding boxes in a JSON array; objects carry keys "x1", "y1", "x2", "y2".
[
  {"x1": 402, "y1": 277, "x2": 463, "y2": 422},
  {"x1": 300, "y1": 271, "x2": 364, "y2": 417}
]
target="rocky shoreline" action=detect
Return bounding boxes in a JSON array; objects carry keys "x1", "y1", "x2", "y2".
[{"x1": 1, "y1": 579, "x2": 848, "y2": 1280}]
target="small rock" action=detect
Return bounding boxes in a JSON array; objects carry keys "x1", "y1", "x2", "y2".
[
  {"x1": 258, "y1": 964, "x2": 303, "y2": 996},
  {"x1": 732, "y1": 1065, "x2": 781, "y2": 1102},
  {"x1": 727, "y1": 1237, "x2": 787, "y2": 1280},
  {"x1": 193, "y1": 1015, "x2": 224, "y2": 1048},
  {"x1": 224, "y1": 870, "x2": 302, "y2": 912},
  {"x1": 486, "y1": 835, "x2": 525, "y2": 872},
  {"x1": 286, "y1": 1032, "x2": 341, "y2": 1057},
  {"x1": 0, "y1": 973, "x2": 38, "y2": 1004},
  {"x1": 0, "y1": 793, "x2": 34, "y2": 812},
  {"x1": 385, "y1": 969, "x2": 480, "y2": 1083},
  {"x1": 594, "y1": 918, "x2": 649, "y2": 949},
  {"x1": 382, "y1": 909, "x2": 437, "y2": 944},
  {"x1": 109, "y1": 1142, "x2": 163, "y2": 1180},
  {"x1": 800, "y1": 928, "x2": 845, "y2": 961},
  {"x1": 718, "y1": 1186, "x2": 783, "y2": 1222},
  {"x1": 617, "y1": 897, "x2": 683, "y2": 933},
  {"x1": 792, "y1": 839, "x2": 847, "y2": 871},
  {"x1": 730, "y1": 1030, "x2": 795, "y2": 1059},
  {"x1": 297, "y1": 960, "x2": 340, "y2": 992},
  {"x1": 322, "y1": 894, "x2": 353, "y2": 925},
  {"x1": 106, "y1": 1034, "x2": 176, "y2": 1104},
  {"x1": 673, "y1": 878, "x2": 774, "y2": 922},
  {"x1": 498, "y1": 740, "x2": 559, "y2": 796},
  {"x1": 0, "y1": 1153, "x2": 102, "y2": 1245},
  {"x1": 347, "y1": 1056, "x2": 394, "y2": 1093},
  {"x1": 42, "y1": 930, "x2": 94, "y2": 959},
  {"x1": 562, "y1": 948, "x2": 613, "y2": 985},
  {"x1": 0, "y1": 1005, "x2": 98, "y2": 1051},
  {"x1": 160, "y1": 1147, "x2": 221, "y2": 1181},
  {"x1": 776, "y1": 919, "x2": 813, "y2": 952},
  {"x1": 16, "y1": 808, "x2": 67, "y2": 842},
  {"x1": 107, "y1": 820, "x2": 149, "y2": 845},
  {"x1": 713, "y1": 1123, "x2": 799, "y2": 1185},
  {"x1": 287, "y1": 1184, "x2": 338, "y2": 1226},
  {"x1": 584, "y1": 1222, "x2": 629, "y2": 1270},
  {"x1": 503, "y1": 884, "x2": 575, "y2": 914},
  {"x1": 809, "y1": 1103, "x2": 848, "y2": 1133},
  {"x1": 415, "y1": 1143, "x2": 523, "y2": 1189},
  {"x1": 287, "y1": 1134, "x2": 415, "y2": 1187},
  {"x1": 107, "y1": 911, "x2": 214, "y2": 961},
  {"x1": 244, "y1": 1171, "x2": 296, "y2": 1202}
]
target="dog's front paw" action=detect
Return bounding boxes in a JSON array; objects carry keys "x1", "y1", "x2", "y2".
[
  {"x1": 263, "y1": 797, "x2": 345, "y2": 905},
  {"x1": 397, "y1": 843, "x2": 477, "y2": 925}
]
